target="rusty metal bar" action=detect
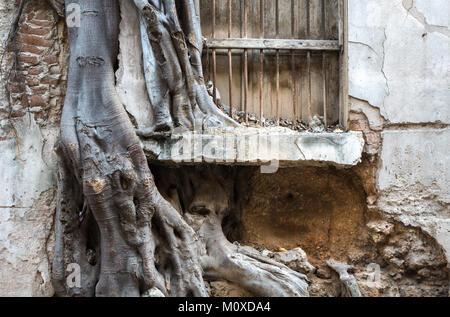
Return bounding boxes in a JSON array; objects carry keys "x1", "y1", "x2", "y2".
[
  {"x1": 206, "y1": 46, "x2": 210, "y2": 82},
  {"x1": 322, "y1": 0, "x2": 328, "y2": 127},
  {"x1": 276, "y1": 0, "x2": 280, "y2": 124},
  {"x1": 244, "y1": 0, "x2": 248, "y2": 123},
  {"x1": 212, "y1": 0, "x2": 217, "y2": 105},
  {"x1": 291, "y1": 0, "x2": 297, "y2": 122},
  {"x1": 306, "y1": 0, "x2": 312, "y2": 125},
  {"x1": 228, "y1": 0, "x2": 233, "y2": 117},
  {"x1": 259, "y1": 0, "x2": 264, "y2": 124}
]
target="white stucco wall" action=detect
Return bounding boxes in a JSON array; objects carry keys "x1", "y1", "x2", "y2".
[{"x1": 349, "y1": 0, "x2": 450, "y2": 124}]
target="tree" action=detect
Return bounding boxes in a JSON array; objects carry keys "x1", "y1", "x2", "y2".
[{"x1": 8, "y1": 0, "x2": 309, "y2": 297}]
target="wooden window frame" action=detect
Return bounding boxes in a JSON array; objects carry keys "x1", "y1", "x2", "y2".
[{"x1": 204, "y1": 0, "x2": 349, "y2": 130}]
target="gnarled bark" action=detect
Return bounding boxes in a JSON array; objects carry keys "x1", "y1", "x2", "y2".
[
  {"x1": 133, "y1": 0, "x2": 239, "y2": 137},
  {"x1": 50, "y1": 0, "x2": 309, "y2": 297},
  {"x1": 53, "y1": 0, "x2": 207, "y2": 297}
]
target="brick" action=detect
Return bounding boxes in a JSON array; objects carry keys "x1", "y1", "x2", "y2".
[
  {"x1": 8, "y1": 84, "x2": 25, "y2": 94},
  {"x1": 22, "y1": 95, "x2": 28, "y2": 108},
  {"x1": 27, "y1": 78, "x2": 40, "y2": 87},
  {"x1": 18, "y1": 54, "x2": 39, "y2": 65},
  {"x1": 27, "y1": 67, "x2": 45, "y2": 75},
  {"x1": 18, "y1": 34, "x2": 53, "y2": 47},
  {"x1": 41, "y1": 76, "x2": 59, "y2": 85},
  {"x1": 31, "y1": 86, "x2": 47, "y2": 95},
  {"x1": 33, "y1": 10, "x2": 51, "y2": 21},
  {"x1": 28, "y1": 19, "x2": 54, "y2": 28},
  {"x1": 21, "y1": 24, "x2": 53, "y2": 37},
  {"x1": 24, "y1": 3, "x2": 35, "y2": 15},
  {"x1": 11, "y1": 110, "x2": 26, "y2": 118},
  {"x1": 30, "y1": 95, "x2": 45, "y2": 107},
  {"x1": 365, "y1": 132, "x2": 380, "y2": 145},
  {"x1": 43, "y1": 55, "x2": 58, "y2": 64},
  {"x1": 19, "y1": 43, "x2": 45, "y2": 55},
  {"x1": 349, "y1": 120, "x2": 368, "y2": 131},
  {"x1": 9, "y1": 73, "x2": 26, "y2": 82}
]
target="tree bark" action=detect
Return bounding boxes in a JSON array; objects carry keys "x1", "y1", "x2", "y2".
[
  {"x1": 53, "y1": 0, "x2": 207, "y2": 297},
  {"x1": 50, "y1": 0, "x2": 309, "y2": 297}
]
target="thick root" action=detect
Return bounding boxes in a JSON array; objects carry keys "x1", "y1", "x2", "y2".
[
  {"x1": 200, "y1": 230, "x2": 310, "y2": 297},
  {"x1": 153, "y1": 196, "x2": 208, "y2": 297}
]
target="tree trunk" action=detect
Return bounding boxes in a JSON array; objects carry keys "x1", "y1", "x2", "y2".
[
  {"x1": 53, "y1": 0, "x2": 207, "y2": 297},
  {"x1": 51, "y1": 0, "x2": 309, "y2": 297}
]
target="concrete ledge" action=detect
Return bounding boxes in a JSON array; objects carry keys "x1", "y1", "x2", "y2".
[{"x1": 142, "y1": 127, "x2": 365, "y2": 168}]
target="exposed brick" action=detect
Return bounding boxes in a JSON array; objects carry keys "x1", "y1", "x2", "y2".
[
  {"x1": 27, "y1": 67, "x2": 45, "y2": 75},
  {"x1": 30, "y1": 95, "x2": 45, "y2": 107},
  {"x1": 27, "y1": 78, "x2": 40, "y2": 87},
  {"x1": 18, "y1": 34, "x2": 53, "y2": 47},
  {"x1": 365, "y1": 132, "x2": 380, "y2": 145},
  {"x1": 21, "y1": 95, "x2": 28, "y2": 108},
  {"x1": 28, "y1": 19, "x2": 54, "y2": 28},
  {"x1": 21, "y1": 24, "x2": 53, "y2": 37},
  {"x1": 11, "y1": 110, "x2": 26, "y2": 118},
  {"x1": 43, "y1": 55, "x2": 58, "y2": 64},
  {"x1": 19, "y1": 43, "x2": 45, "y2": 55},
  {"x1": 349, "y1": 120, "x2": 367, "y2": 131},
  {"x1": 33, "y1": 10, "x2": 51, "y2": 21},
  {"x1": 31, "y1": 86, "x2": 48, "y2": 95},
  {"x1": 9, "y1": 73, "x2": 26, "y2": 82},
  {"x1": 8, "y1": 84, "x2": 25, "y2": 94},
  {"x1": 41, "y1": 76, "x2": 59, "y2": 85},
  {"x1": 24, "y1": 3, "x2": 35, "y2": 15},
  {"x1": 18, "y1": 54, "x2": 39, "y2": 65}
]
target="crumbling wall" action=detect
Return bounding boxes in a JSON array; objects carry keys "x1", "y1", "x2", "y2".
[
  {"x1": 234, "y1": 166, "x2": 448, "y2": 297},
  {"x1": 347, "y1": 0, "x2": 450, "y2": 271},
  {"x1": 0, "y1": 0, "x2": 66, "y2": 296}
]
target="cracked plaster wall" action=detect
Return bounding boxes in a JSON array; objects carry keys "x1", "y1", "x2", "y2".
[
  {"x1": 0, "y1": 0, "x2": 62, "y2": 296},
  {"x1": 348, "y1": 0, "x2": 450, "y2": 265}
]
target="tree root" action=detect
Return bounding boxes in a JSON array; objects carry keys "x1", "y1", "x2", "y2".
[
  {"x1": 327, "y1": 259, "x2": 362, "y2": 297},
  {"x1": 53, "y1": 0, "x2": 307, "y2": 297},
  {"x1": 153, "y1": 166, "x2": 310, "y2": 297},
  {"x1": 134, "y1": 0, "x2": 240, "y2": 133},
  {"x1": 53, "y1": 0, "x2": 209, "y2": 297}
]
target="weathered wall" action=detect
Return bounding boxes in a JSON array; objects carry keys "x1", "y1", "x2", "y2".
[
  {"x1": 0, "y1": 0, "x2": 448, "y2": 296},
  {"x1": 347, "y1": 0, "x2": 450, "y2": 266},
  {"x1": 0, "y1": 0, "x2": 66, "y2": 296}
]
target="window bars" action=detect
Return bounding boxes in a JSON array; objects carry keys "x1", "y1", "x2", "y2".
[{"x1": 205, "y1": 0, "x2": 347, "y2": 129}]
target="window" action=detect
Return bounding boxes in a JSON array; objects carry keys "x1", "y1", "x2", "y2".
[{"x1": 200, "y1": 0, "x2": 348, "y2": 129}]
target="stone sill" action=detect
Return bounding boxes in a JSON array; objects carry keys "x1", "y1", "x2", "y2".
[{"x1": 142, "y1": 127, "x2": 364, "y2": 168}]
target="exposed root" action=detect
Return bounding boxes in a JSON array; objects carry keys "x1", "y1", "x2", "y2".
[
  {"x1": 327, "y1": 259, "x2": 362, "y2": 297},
  {"x1": 133, "y1": 0, "x2": 240, "y2": 133},
  {"x1": 153, "y1": 165, "x2": 310, "y2": 297},
  {"x1": 53, "y1": 0, "x2": 209, "y2": 297},
  {"x1": 202, "y1": 241, "x2": 310, "y2": 297}
]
